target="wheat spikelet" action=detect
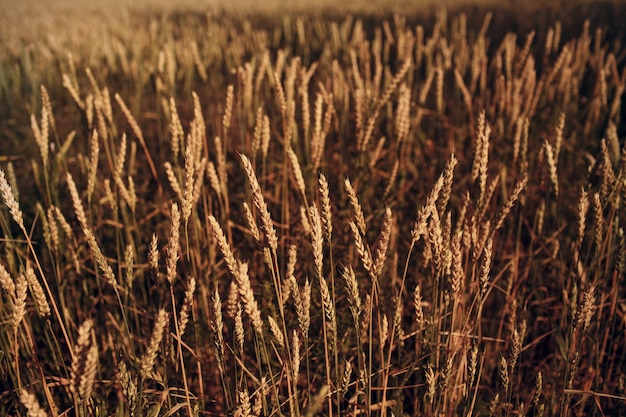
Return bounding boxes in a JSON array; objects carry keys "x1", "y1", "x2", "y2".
[
  {"x1": 317, "y1": 173, "x2": 333, "y2": 243},
  {"x1": 449, "y1": 230, "x2": 464, "y2": 295},
  {"x1": 319, "y1": 275, "x2": 336, "y2": 337},
  {"x1": 544, "y1": 140, "x2": 559, "y2": 198},
  {"x1": 115, "y1": 93, "x2": 144, "y2": 145},
  {"x1": 141, "y1": 309, "x2": 168, "y2": 379},
  {"x1": 493, "y1": 174, "x2": 528, "y2": 233},
  {"x1": 291, "y1": 329, "x2": 301, "y2": 381},
  {"x1": 234, "y1": 302, "x2": 245, "y2": 353},
  {"x1": 268, "y1": 316, "x2": 284, "y2": 347},
  {"x1": 593, "y1": 193, "x2": 603, "y2": 252},
  {"x1": 190, "y1": 41, "x2": 207, "y2": 82},
  {"x1": 350, "y1": 221, "x2": 374, "y2": 279},
  {"x1": 86, "y1": 130, "x2": 99, "y2": 203},
  {"x1": 309, "y1": 205, "x2": 324, "y2": 280},
  {"x1": 20, "y1": 389, "x2": 48, "y2": 417},
  {"x1": 287, "y1": 146, "x2": 306, "y2": 198},
  {"x1": 165, "y1": 202, "x2": 180, "y2": 285},
  {"x1": 425, "y1": 365, "x2": 436, "y2": 406},
  {"x1": 25, "y1": 265, "x2": 50, "y2": 318},
  {"x1": 66, "y1": 173, "x2": 88, "y2": 231},
  {"x1": 168, "y1": 97, "x2": 183, "y2": 157},
  {"x1": 236, "y1": 262, "x2": 264, "y2": 335},
  {"x1": 510, "y1": 319, "x2": 526, "y2": 370},
  {"x1": 372, "y1": 207, "x2": 392, "y2": 278},
  {"x1": 210, "y1": 288, "x2": 225, "y2": 366},
  {"x1": 12, "y1": 272, "x2": 27, "y2": 332},
  {"x1": 479, "y1": 237, "x2": 493, "y2": 298},
  {"x1": 411, "y1": 174, "x2": 444, "y2": 244},
  {"x1": 208, "y1": 214, "x2": 239, "y2": 277},
  {"x1": 123, "y1": 244, "x2": 134, "y2": 288},
  {"x1": 534, "y1": 372, "x2": 543, "y2": 406},
  {"x1": 84, "y1": 228, "x2": 117, "y2": 288},
  {"x1": 178, "y1": 276, "x2": 196, "y2": 337},
  {"x1": 0, "y1": 168, "x2": 24, "y2": 229},
  {"x1": 240, "y1": 153, "x2": 278, "y2": 251},
  {"x1": 62, "y1": 73, "x2": 84, "y2": 109},
  {"x1": 0, "y1": 262, "x2": 15, "y2": 296},
  {"x1": 261, "y1": 114, "x2": 271, "y2": 159},
  {"x1": 575, "y1": 285, "x2": 596, "y2": 332},
  {"x1": 342, "y1": 265, "x2": 361, "y2": 326},
  {"x1": 311, "y1": 92, "x2": 324, "y2": 167},
  {"x1": 70, "y1": 319, "x2": 93, "y2": 397},
  {"x1": 345, "y1": 178, "x2": 366, "y2": 235},
  {"x1": 214, "y1": 135, "x2": 227, "y2": 193},
  {"x1": 206, "y1": 161, "x2": 221, "y2": 199},
  {"x1": 468, "y1": 343, "x2": 478, "y2": 384},
  {"x1": 103, "y1": 179, "x2": 117, "y2": 212},
  {"x1": 182, "y1": 144, "x2": 195, "y2": 225},
  {"x1": 500, "y1": 355, "x2": 509, "y2": 393},
  {"x1": 118, "y1": 361, "x2": 138, "y2": 414}
]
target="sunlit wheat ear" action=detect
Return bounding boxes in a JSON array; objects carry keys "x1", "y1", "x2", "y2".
[
  {"x1": 85, "y1": 130, "x2": 99, "y2": 203},
  {"x1": 236, "y1": 261, "x2": 264, "y2": 335},
  {"x1": 115, "y1": 93, "x2": 144, "y2": 145},
  {"x1": 118, "y1": 361, "x2": 138, "y2": 414},
  {"x1": 345, "y1": 177, "x2": 366, "y2": 235},
  {"x1": 350, "y1": 221, "x2": 374, "y2": 279},
  {"x1": 309, "y1": 205, "x2": 324, "y2": 279},
  {"x1": 242, "y1": 202, "x2": 261, "y2": 243},
  {"x1": 411, "y1": 175, "x2": 444, "y2": 244},
  {"x1": 141, "y1": 309, "x2": 168, "y2": 379},
  {"x1": 147, "y1": 234, "x2": 159, "y2": 278},
  {"x1": 182, "y1": 144, "x2": 195, "y2": 225},
  {"x1": 291, "y1": 329, "x2": 301, "y2": 380},
  {"x1": 165, "y1": 202, "x2": 180, "y2": 285},
  {"x1": 0, "y1": 168, "x2": 24, "y2": 229},
  {"x1": 20, "y1": 389, "x2": 48, "y2": 417},
  {"x1": 493, "y1": 174, "x2": 528, "y2": 233},
  {"x1": 66, "y1": 173, "x2": 88, "y2": 231},
  {"x1": 123, "y1": 244, "x2": 134, "y2": 288},
  {"x1": 510, "y1": 319, "x2": 526, "y2": 370},
  {"x1": 163, "y1": 162, "x2": 182, "y2": 200},
  {"x1": 84, "y1": 228, "x2": 117, "y2": 288},
  {"x1": 234, "y1": 302, "x2": 245, "y2": 353},
  {"x1": 499, "y1": 355, "x2": 509, "y2": 393},
  {"x1": 12, "y1": 273, "x2": 27, "y2": 332},
  {"x1": 318, "y1": 173, "x2": 333, "y2": 242},
  {"x1": 25, "y1": 265, "x2": 50, "y2": 318},
  {"x1": 70, "y1": 319, "x2": 98, "y2": 401},
  {"x1": 340, "y1": 360, "x2": 352, "y2": 399},
  {"x1": 372, "y1": 207, "x2": 393, "y2": 278},
  {"x1": 479, "y1": 237, "x2": 493, "y2": 299},
  {"x1": 222, "y1": 84, "x2": 234, "y2": 135},
  {"x1": 287, "y1": 146, "x2": 306, "y2": 198},
  {"x1": 425, "y1": 365, "x2": 436, "y2": 406},
  {"x1": 439, "y1": 154, "x2": 458, "y2": 212},
  {"x1": 208, "y1": 214, "x2": 239, "y2": 277},
  {"x1": 168, "y1": 97, "x2": 183, "y2": 157},
  {"x1": 210, "y1": 288, "x2": 225, "y2": 366},
  {"x1": 0, "y1": 262, "x2": 15, "y2": 297},
  {"x1": 468, "y1": 343, "x2": 479, "y2": 384},
  {"x1": 178, "y1": 276, "x2": 196, "y2": 337},
  {"x1": 543, "y1": 140, "x2": 559, "y2": 198},
  {"x1": 240, "y1": 153, "x2": 278, "y2": 252},
  {"x1": 575, "y1": 284, "x2": 596, "y2": 332},
  {"x1": 342, "y1": 265, "x2": 361, "y2": 326},
  {"x1": 319, "y1": 275, "x2": 336, "y2": 338},
  {"x1": 592, "y1": 193, "x2": 603, "y2": 252},
  {"x1": 62, "y1": 73, "x2": 84, "y2": 109},
  {"x1": 268, "y1": 315, "x2": 284, "y2": 347}
]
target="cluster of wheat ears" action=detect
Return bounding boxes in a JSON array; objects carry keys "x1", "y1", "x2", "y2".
[{"x1": 0, "y1": 4, "x2": 624, "y2": 417}]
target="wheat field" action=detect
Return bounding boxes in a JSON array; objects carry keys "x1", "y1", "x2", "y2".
[{"x1": 0, "y1": 1, "x2": 625, "y2": 416}]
